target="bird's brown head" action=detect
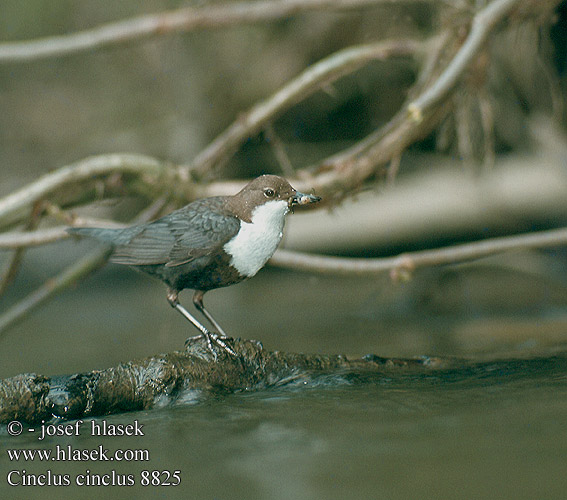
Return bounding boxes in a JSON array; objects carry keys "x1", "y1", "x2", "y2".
[{"x1": 228, "y1": 175, "x2": 320, "y2": 222}]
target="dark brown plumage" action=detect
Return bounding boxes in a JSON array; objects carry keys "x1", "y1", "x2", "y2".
[{"x1": 67, "y1": 175, "x2": 321, "y2": 357}]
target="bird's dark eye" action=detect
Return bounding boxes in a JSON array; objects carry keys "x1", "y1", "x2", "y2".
[{"x1": 264, "y1": 188, "x2": 275, "y2": 198}]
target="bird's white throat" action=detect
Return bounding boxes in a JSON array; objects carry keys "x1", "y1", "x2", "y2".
[{"x1": 224, "y1": 199, "x2": 289, "y2": 277}]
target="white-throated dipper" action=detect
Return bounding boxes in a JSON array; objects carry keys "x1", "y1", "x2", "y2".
[{"x1": 67, "y1": 175, "x2": 321, "y2": 357}]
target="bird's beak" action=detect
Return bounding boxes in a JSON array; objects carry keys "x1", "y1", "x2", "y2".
[{"x1": 289, "y1": 191, "x2": 321, "y2": 209}]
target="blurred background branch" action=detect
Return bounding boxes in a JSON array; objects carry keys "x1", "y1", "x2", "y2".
[
  {"x1": 0, "y1": 0, "x2": 434, "y2": 63},
  {"x1": 0, "y1": 0, "x2": 566, "y2": 359},
  {"x1": 271, "y1": 227, "x2": 567, "y2": 276}
]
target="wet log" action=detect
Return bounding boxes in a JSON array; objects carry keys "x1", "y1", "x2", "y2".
[{"x1": 0, "y1": 337, "x2": 443, "y2": 425}]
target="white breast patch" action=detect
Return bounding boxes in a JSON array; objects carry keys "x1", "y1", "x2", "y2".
[{"x1": 224, "y1": 200, "x2": 289, "y2": 277}]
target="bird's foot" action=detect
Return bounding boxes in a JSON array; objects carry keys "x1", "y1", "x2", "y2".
[{"x1": 185, "y1": 332, "x2": 237, "y2": 358}]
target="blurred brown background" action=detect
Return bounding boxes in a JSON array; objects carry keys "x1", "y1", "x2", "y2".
[{"x1": 1, "y1": 0, "x2": 567, "y2": 376}]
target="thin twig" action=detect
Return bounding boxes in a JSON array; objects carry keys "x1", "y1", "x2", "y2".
[
  {"x1": 270, "y1": 227, "x2": 567, "y2": 275},
  {"x1": 0, "y1": 251, "x2": 23, "y2": 295},
  {"x1": 264, "y1": 123, "x2": 296, "y2": 177},
  {"x1": 478, "y1": 89, "x2": 495, "y2": 170},
  {"x1": 0, "y1": 248, "x2": 26, "y2": 296},
  {"x1": 0, "y1": 0, "x2": 432, "y2": 63},
  {"x1": 386, "y1": 153, "x2": 401, "y2": 184},
  {"x1": 0, "y1": 202, "x2": 44, "y2": 295},
  {"x1": 189, "y1": 38, "x2": 422, "y2": 177},
  {"x1": 455, "y1": 91, "x2": 475, "y2": 165}
]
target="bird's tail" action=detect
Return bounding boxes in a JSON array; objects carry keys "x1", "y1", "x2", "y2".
[{"x1": 66, "y1": 226, "x2": 131, "y2": 245}]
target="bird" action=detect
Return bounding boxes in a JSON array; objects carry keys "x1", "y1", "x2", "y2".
[{"x1": 67, "y1": 175, "x2": 321, "y2": 357}]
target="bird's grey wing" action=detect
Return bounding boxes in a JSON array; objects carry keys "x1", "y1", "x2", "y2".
[
  {"x1": 110, "y1": 202, "x2": 240, "y2": 266},
  {"x1": 109, "y1": 220, "x2": 176, "y2": 265},
  {"x1": 165, "y1": 209, "x2": 241, "y2": 267}
]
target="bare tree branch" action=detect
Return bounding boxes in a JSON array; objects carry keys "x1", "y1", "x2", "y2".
[
  {"x1": 3, "y1": 221, "x2": 564, "y2": 336},
  {"x1": 0, "y1": 154, "x2": 177, "y2": 231},
  {"x1": 0, "y1": 199, "x2": 167, "y2": 336},
  {"x1": 3, "y1": 224, "x2": 567, "y2": 276},
  {"x1": 0, "y1": 246, "x2": 112, "y2": 336},
  {"x1": 272, "y1": 0, "x2": 562, "y2": 199},
  {"x1": 0, "y1": 39, "x2": 424, "y2": 229},
  {"x1": 191, "y1": 0, "x2": 543, "y2": 192},
  {"x1": 1, "y1": 0, "x2": 546, "y2": 222},
  {"x1": 0, "y1": 0, "x2": 561, "y2": 340},
  {"x1": 271, "y1": 227, "x2": 567, "y2": 275},
  {"x1": 406, "y1": 0, "x2": 544, "y2": 121},
  {"x1": 0, "y1": 227, "x2": 69, "y2": 248},
  {"x1": 189, "y1": 38, "x2": 423, "y2": 178},
  {"x1": 0, "y1": 0, "x2": 433, "y2": 63}
]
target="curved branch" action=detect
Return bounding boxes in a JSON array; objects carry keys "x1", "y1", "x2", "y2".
[
  {"x1": 189, "y1": 38, "x2": 423, "y2": 177},
  {"x1": 284, "y1": 0, "x2": 547, "y2": 196},
  {"x1": 192, "y1": 0, "x2": 556, "y2": 194},
  {"x1": 0, "y1": 0, "x2": 541, "y2": 220},
  {"x1": 0, "y1": 0, "x2": 431, "y2": 63},
  {"x1": 407, "y1": 0, "x2": 529, "y2": 120},
  {"x1": 0, "y1": 154, "x2": 176, "y2": 230}
]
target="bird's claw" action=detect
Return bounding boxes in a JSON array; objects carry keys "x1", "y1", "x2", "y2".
[{"x1": 185, "y1": 332, "x2": 237, "y2": 358}]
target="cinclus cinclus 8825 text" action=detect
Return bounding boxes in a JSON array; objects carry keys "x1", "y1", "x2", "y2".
[{"x1": 67, "y1": 175, "x2": 321, "y2": 357}]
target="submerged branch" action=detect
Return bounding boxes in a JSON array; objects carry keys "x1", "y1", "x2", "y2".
[
  {"x1": 3, "y1": 337, "x2": 565, "y2": 425},
  {"x1": 0, "y1": 338, "x2": 445, "y2": 425}
]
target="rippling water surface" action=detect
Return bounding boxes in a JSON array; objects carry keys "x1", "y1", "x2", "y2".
[{"x1": 2, "y1": 266, "x2": 567, "y2": 499}]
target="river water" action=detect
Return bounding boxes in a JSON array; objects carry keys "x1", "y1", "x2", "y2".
[{"x1": 1, "y1": 257, "x2": 567, "y2": 499}]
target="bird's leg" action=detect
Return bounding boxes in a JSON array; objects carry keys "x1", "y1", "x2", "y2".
[
  {"x1": 192, "y1": 290, "x2": 228, "y2": 338},
  {"x1": 166, "y1": 289, "x2": 215, "y2": 352},
  {"x1": 192, "y1": 290, "x2": 237, "y2": 356},
  {"x1": 166, "y1": 288, "x2": 236, "y2": 357}
]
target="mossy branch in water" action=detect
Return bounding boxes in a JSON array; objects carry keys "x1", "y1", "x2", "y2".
[{"x1": 0, "y1": 338, "x2": 444, "y2": 425}]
